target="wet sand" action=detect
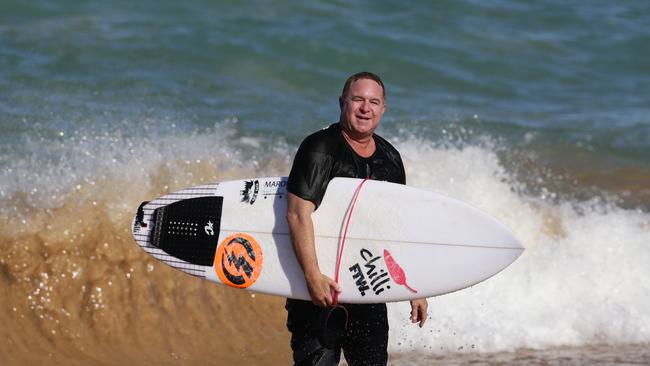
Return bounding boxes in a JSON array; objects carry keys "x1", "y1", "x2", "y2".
[{"x1": 388, "y1": 344, "x2": 650, "y2": 366}]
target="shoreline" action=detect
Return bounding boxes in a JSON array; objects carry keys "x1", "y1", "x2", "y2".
[{"x1": 386, "y1": 343, "x2": 650, "y2": 365}]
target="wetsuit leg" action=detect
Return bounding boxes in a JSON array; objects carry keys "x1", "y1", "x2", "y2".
[
  {"x1": 341, "y1": 303, "x2": 389, "y2": 366},
  {"x1": 286, "y1": 299, "x2": 341, "y2": 366}
]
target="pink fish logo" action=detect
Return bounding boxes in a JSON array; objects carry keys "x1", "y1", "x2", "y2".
[{"x1": 383, "y1": 249, "x2": 417, "y2": 293}]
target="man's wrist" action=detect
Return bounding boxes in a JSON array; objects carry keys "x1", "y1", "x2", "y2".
[{"x1": 304, "y1": 268, "x2": 322, "y2": 282}]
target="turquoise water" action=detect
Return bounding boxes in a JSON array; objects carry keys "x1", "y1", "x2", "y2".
[
  {"x1": 2, "y1": 1, "x2": 649, "y2": 150},
  {"x1": 1, "y1": 1, "x2": 649, "y2": 364}
]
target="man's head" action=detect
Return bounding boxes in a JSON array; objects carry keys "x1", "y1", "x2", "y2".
[{"x1": 339, "y1": 72, "x2": 386, "y2": 139}]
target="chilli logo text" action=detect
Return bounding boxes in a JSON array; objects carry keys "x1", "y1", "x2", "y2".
[{"x1": 349, "y1": 248, "x2": 391, "y2": 296}]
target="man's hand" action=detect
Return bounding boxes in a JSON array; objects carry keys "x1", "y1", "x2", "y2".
[
  {"x1": 409, "y1": 298, "x2": 428, "y2": 327},
  {"x1": 306, "y1": 272, "x2": 342, "y2": 307}
]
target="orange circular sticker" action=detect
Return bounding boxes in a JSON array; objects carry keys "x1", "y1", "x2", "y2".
[{"x1": 214, "y1": 233, "x2": 263, "y2": 289}]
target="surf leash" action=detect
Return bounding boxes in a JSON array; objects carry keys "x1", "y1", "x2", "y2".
[{"x1": 332, "y1": 178, "x2": 368, "y2": 306}]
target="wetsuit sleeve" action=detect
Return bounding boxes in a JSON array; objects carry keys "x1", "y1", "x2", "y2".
[
  {"x1": 376, "y1": 135, "x2": 406, "y2": 185},
  {"x1": 287, "y1": 135, "x2": 334, "y2": 210},
  {"x1": 397, "y1": 152, "x2": 406, "y2": 185}
]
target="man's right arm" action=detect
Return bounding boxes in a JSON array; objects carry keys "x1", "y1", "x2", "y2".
[{"x1": 286, "y1": 192, "x2": 341, "y2": 307}]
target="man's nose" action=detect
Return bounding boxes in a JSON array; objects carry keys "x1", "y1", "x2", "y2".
[{"x1": 360, "y1": 100, "x2": 370, "y2": 112}]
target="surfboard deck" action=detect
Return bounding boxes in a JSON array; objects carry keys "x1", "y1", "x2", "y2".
[{"x1": 131, "y1": 177, "x2": 524, "y2": 303}]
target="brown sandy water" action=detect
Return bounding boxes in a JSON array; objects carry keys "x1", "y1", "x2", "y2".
[
  {"x1": 502, "y1": 145, "x2": 650, "y2": 211},
  {"x1": 0, "y1": 162, "x2": 293, "y2": 365}
]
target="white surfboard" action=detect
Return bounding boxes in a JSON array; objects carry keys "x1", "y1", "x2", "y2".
[{"x1": 131, "y1": 177, "x2": 524, "y2": 303}]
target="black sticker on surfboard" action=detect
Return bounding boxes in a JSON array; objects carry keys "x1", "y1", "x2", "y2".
[{"x1": 151, "y1": 196, "x2": 223, "y2": 266}]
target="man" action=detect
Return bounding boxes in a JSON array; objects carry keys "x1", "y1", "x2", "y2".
[{"x1": 285, "y1": 72, "x2": 428, "y2": 366}]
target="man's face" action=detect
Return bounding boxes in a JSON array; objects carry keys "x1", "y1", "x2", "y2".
[{"x1": 340, "y1": 78, "x2": 386, "y2": 137}]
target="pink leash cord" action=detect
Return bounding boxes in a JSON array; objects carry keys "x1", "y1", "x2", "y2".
[{"x1": 332, "y1": 178, "x2": 368, "y2": 306}]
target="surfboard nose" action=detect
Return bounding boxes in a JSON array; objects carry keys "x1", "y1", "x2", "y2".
[{"x1": 501, "y1": 230, "x2": 525, "y2": 251}]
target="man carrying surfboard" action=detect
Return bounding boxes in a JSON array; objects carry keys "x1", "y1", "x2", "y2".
[{"x1": 286, "y1": 72, "x2": 428, "y2": 365}]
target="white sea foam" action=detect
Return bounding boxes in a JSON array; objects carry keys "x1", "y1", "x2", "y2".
[
  {"x1": 389, "y1": 139, "x2": 650, "y2": 353},
  {"x1": 0, "y1": 122, "x2": 291, "y2": 215}
]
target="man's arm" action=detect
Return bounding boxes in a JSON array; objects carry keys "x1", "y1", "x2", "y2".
[{"x1": 286, "y1": 192, "x2": 341, "y2": 307}]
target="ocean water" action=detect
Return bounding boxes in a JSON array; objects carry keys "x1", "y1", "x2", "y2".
[{"x1": 1, "y1": 0, "x2": 649, "y2": 365}]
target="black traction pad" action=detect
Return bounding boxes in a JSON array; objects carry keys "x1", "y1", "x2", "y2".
[{"x1": 151, "y1": 196, "x2": 223, "y2": 266}]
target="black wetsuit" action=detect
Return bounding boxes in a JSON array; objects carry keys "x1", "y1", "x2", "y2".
[{"x1": 286, "y1": 123, "x2": 405, "y2": 366}]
